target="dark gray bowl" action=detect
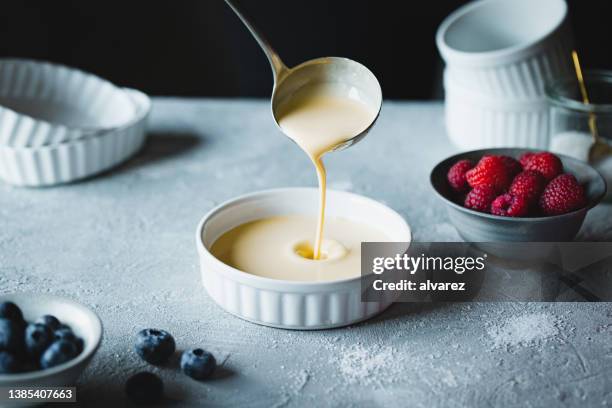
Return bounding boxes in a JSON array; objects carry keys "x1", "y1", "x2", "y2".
[{"x1": 430, "y1": 148, "x2": 607, "y2": 242}]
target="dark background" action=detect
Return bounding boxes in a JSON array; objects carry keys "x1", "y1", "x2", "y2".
[{"x1": 1, "y1": 0, "x2": 610, "y2": 99}]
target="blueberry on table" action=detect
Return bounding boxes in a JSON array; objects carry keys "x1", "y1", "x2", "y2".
[
  {"x1": 125, "y1": 372, "x2": 164, "y2": 405},
  {"x1": 135, "y1": 329, "x2": 175, "y2": 365},
  {"x1": 0, "y1": 350, "x2": 21, "y2": 374},
  {"x1": 0, "y1": 318, "x2": 24, "y2": 353},
  {"x1": 36, "y1": 315, "x2": 60, "y2": 331},
  {"x1": 0, "y1": 302, "x2": 24, "y2": 324},
  {"x1": 25, "y1": 323, "x2": 53, "y2": 357},
  {"x1": 180, "y1": 349, "x2": 216, "y2": 380},
  {"x1": 40, "y1": 340, "x2": 78, "y2": 369}
]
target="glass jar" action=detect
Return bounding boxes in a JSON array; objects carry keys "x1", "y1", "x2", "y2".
[{"x1": 546, "y1": 70, "x2": 612, "y2": 199}]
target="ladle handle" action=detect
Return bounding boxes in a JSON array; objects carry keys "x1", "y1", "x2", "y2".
[{"x1": 224, "y1": 0, "x2": 288, "y2": 84}]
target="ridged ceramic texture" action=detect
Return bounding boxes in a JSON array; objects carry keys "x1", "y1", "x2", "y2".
[
  {"x1": 0, "y1": 59, "x2": 136, "y2": 147},
  {"x1": 436, "y1": 0, "x2": 574, "y2": 101},
  {"x1": 444, "y1": 74, "x2": 549, "y2": 149},
  {"x1": 445, "y1": 25, "x2": 574, "y2": 100},
  {"x1": 196, "y1": 188, "x2": 411, "y2": 330},
  {"x1": 0, "y1": 89, "x2": 149, "y2": 187},
  {"x1": 200, "y1": 264, "x2": 395, "y2": 329}
]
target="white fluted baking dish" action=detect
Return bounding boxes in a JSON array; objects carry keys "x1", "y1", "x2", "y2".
[
  {"x1": 0, "y1": 59, "x2": 137, "y2": 147},
  {"x1": 0, "y1": 88, "x2": 149, "y2": 187},
  {"x1": 196, "y1": 188, "x2": 412, "y2": 330},
  {"x1": 436, "y1": 0, "x2": 573, "y2": 100},
  {"x1": 444, "y1": 70, "x2": 549, "y2": 149}
]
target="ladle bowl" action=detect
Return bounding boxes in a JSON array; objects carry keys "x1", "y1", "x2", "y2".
[{"x1": 225, "y1": 0, "x2": 382, "y2": 151}]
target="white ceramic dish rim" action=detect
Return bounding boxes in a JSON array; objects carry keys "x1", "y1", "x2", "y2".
[
  {"x1": 0, "y1": 293, "x2": 103, "y2": 382},
  {"x1": 436, "y1": 0, "x2": 568, "y2": 65},
  {"x1": 1, "y1": 88, "x2": 150, "y2": 152},
  {"x1": 196, "y1": 187, "x2": 412, "y2": 289},
  {"x1": 0, "y1": 58, "x2": 136, "y2": 135}
]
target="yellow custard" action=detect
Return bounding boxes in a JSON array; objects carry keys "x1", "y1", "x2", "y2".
[
  {"x1": 210, "y1": 215, "x2": 389, "y2": 282},
  {"x1": 276, "y1": 84, "x2": 377, "y2": 260}
]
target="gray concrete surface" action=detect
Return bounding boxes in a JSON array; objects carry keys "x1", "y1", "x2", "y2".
[{"x1": 1, "y1": 99, "x2": 611, "y2": 407}]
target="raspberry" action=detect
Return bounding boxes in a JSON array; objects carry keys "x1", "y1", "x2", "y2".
[
  {"x1": 509, "y1": 170, "x2": 546, "y2": 204},
  {"x1": 447, "y1": 159, "x2": 474, "y2": 193},
  {"x1": 539, "y1": 174, "x2": 587, "y2": 215},
  {"x1": 523, "y1": 152, "x2": 563, "y2": 181},
  {"x1": 499, "y1": 155, "x2": 522, "y2": 177},
  {"x1": 491, "y1": 193, "x2": 530, "y2": 217},
  {"x1": 464, "y1": 185, "x2": 497, "y2": 213},
  {"x1": 519, "y1": 152, "x2": 535, "y2": 167},
  {"x1": 465, "y1": 155, "x2": 512, "y2": 192}
]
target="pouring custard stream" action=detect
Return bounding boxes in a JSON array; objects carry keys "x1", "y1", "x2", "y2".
[{"x1": 276, "y1": 83, "x2": 378, "y2": 260}]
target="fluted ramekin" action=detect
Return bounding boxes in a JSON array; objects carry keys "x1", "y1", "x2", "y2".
[
  {"x1": 436, "y1": 0, "x2": 573, "y2": 100},
  {"x1": 444, "y1": 71, "x2": 549, "y2": 149},
  {"x1": 0, "y1": 59, "x2": 137, "y2": 147},
  {"x1": 196, "y1": 188, "x2": 412, "y2": 330},
  {"x1": 0, "y1": 88, "x2": 149, "y2": 187}
]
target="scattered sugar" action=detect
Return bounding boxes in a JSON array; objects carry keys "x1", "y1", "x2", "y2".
[
  {"x1": 274, "y1": 369, "x2": 310, "y2": 408},
  {"x1": 334, "y1": 344, "x2": 400, "y2": 387},
  {"x1": 487, "y1": 312, "x2": 561, "y2": 350}
]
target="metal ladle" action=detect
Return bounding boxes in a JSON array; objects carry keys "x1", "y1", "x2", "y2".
[{"x1": 224, "y1": 0, "x2": 382, "y2": 151}]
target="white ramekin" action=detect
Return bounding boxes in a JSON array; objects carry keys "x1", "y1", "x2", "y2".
[
  {"x1": 436, "y1": 0, "x2": 573, "y2": 100},
  {"x1": 0, "y1": 88, "x2": 149, "y2": 187},
  {"x1": 196, "y1": 188, "x2": 412, "y2": 330},
  {"x1": 0, "y1": 59, "x2": 137, "y2": 147},
  {"x1": 444, "y1": 71, "x2": 550, "y2": 149}
]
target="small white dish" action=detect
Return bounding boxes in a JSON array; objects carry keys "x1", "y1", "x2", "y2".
[
  {"x1": 444, "y1": 70, "x2": 550, "y2": 149},
  {"x1": 0, "y1": 88, "x2": 150, "y2": 187},
  {"x1": 0, "y1": 293, "x2": 102, "y2": 393},
  {"x1": 196, "y1": 188, "x2": 411, "y2": 330},
  {"x1": 436, "y1": 0, "x2": 573, "y2": 100},
  {"x1": 0, "y1": 59, "x2": 137, "y2": 147}
]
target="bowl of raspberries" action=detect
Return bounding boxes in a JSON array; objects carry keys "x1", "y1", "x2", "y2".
[
  {"x1": 431, "y1": 148, "x2": 606, "y2": 242},
  {"x1": 0, "y1": 293, "x2": 102, "y2": 390}
]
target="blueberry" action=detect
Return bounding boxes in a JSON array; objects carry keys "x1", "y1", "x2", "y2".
[
  {"x1": 40, "y1": 340, "x2": 78, "y2": 369},
  {"x1": 135, "y1": 329, "x2": 175, "y2": 365},
  {"x1": 56, "y1": 323, "x2": 71, "y2": 331},
  {"x1": 0, "y1": 351, "x2": 21, "y2": 373},
  {"x1": 125, "y1": 372, "x2": 164, "y2": 405},
  {"x1": 0, "y1": 302, "x2": 24, "y2": 324},
  {"x1": 53, "y1": 327, "x2": 75, "y2": 341},
  {"x1": 25, "y1": 323, "x2": 53, "y2": 357},
  {"x1": 0, "y1": 318, "x2": 23, "y2": 353},
  {"x1": 180, "y1": 349, "x2": 216, "y2": 380},
  {"x1": 36, "y1": 315, "x2": 60, "y2": 331},
  {"x1": 75, "y1": 337, "x2": 84, "y2": 354},
  {"x1": 19, "y1": 357, "x2": 39, "y2": 372},
  {"x1": 53, "y1": 327, "x2": 84, "y2": 355}
]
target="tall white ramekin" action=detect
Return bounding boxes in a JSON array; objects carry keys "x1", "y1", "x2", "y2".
[
  {"x1": 0, "y1": 59, "x2": 137, "y2": 147},
  {"x1": 0, "y1": 88, "x2": 149, "y2": 187},
  {"x1": 436, "y1": 0, "x2": 573, "y2": 100},
  {"x1": 196, "y1": 188, "x2": 412, "y2": 330},
  {"x1": 444, "y1": 71, "x2": 550, "y2": 149}
]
